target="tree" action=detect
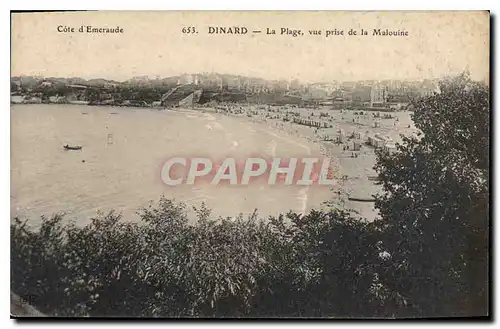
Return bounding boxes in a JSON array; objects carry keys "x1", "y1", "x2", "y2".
[
  {"x1": 374, "y1": 72, "x2": 489, "y2": 317},
  {"x1": 11, "y1": 81, "x2": 19, "y2": 93}
]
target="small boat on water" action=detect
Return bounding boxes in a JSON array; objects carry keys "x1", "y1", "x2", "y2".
[{"x1": 63, "y1": 145, "x2": 82, "y2": 151}]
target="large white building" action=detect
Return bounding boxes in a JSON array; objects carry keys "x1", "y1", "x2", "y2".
[{"x1": 370, "y1": 85, "x2": 388, "y2": 107}]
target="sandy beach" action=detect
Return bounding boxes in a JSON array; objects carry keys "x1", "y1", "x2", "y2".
[{"x1": 202, "y1": 104, "x2": 419, "y2": 221}]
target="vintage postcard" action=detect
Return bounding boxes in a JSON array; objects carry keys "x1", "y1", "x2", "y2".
[{"x1": 10, "y1": 11, "x2": 490, "y2": 318}]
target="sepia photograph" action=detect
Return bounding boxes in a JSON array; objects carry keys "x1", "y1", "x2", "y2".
[{"x1": 10, "y1": 10, "x2": 490, "y2": 318}]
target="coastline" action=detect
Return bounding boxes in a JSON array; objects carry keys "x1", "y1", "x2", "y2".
[
  {"x1": 198, "y1": 104, "x2": 383, "y2": 221},
  {"x1": 195, "y1": 103, "x2": 420, "y2": 222},
  {"x1": 11, "y1": 102, "x2": 400, "y2": 222}
]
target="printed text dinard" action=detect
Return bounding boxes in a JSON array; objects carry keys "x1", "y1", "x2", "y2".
[{"x1": 201, "y1": 27, "x2": 409, "y2": 37}]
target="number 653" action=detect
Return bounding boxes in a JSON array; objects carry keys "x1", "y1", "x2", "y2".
[{"x1": 182, "y1": 27, "x2": 197, "y2": 34}]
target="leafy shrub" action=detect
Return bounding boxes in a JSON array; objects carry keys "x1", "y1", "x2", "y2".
[{"x1": 12, "y1": 198, "x2": 388, "y2": 317}]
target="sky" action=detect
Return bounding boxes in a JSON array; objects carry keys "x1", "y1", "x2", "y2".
[{"x1": 11, "y1": 11, "x2": 490, "y2": 83}]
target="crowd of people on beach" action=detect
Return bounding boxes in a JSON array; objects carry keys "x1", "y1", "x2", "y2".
[{"x1": 206, "y1": 102, "x2": 408, "y2": 220}]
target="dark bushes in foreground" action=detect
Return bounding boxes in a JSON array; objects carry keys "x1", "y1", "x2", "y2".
[{"x1": 12, "y1": 199, "x2": 399, "y2": 317}]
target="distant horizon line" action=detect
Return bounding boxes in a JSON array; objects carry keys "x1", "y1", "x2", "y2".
[{"x1": 11, "y1": 72, "x2": 457, "y2": 85}]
